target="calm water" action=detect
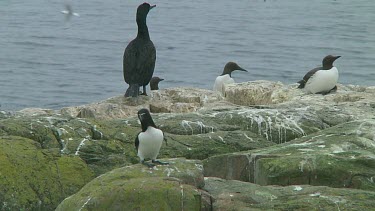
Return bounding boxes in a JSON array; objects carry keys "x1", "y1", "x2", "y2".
[{"x1": 1, "y1": 0, "x2": 374, "y2": 111}]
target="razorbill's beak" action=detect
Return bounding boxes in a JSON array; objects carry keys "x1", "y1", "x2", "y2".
[{"x1": 138, "y1": 113, "x2": 145, "y2": 121}]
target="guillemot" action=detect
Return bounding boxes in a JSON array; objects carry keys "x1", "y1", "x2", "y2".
[
  {"x1": 135, "y1": 108, "x2": 168, "y2": 168},
  {"x1": 213, "y1": 62, "x2": 248, "y2": 95},
  {"x1": 123, "y1": 3, "x2": 156, "y2": 97},
  {"x1": 150, "y1": 77, "x2": 164, "y2": 90},
  {"x1": 298, "y1": 55, "x2": 341, "y2": 94}
]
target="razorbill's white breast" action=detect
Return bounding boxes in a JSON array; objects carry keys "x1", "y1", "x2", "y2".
[{"x1": 135, "y1": 108, "x2": 168, "y2": 167}]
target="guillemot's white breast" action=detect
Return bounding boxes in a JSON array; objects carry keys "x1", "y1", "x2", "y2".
[
  {"x1": 213, "y1": 74, "x2": 235, "y2": 95},
  {"x1": 304, "y1": 67, "x2": 338, "y2": 94},
  {"x1": 297, "y1": 55, "x2": 341, "y2": 94}
]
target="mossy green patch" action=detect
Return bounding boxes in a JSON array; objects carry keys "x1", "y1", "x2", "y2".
[
  {"x1": 204, "y1": 120, "x2": 375, "y2": 191},
  {"x1": 56, "y1": 158, "x2": 204, "y2": 210},
  {"x1": 205, "y1": 177, "x2": 375, "y2": 211},
  {"x1": 0, "y1": 136, "x2": 94, "y2": 210},
  {"x1": 57, "y1": 178, "x2": 202, "y2": 211}
]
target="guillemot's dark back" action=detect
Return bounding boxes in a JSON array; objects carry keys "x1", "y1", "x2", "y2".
[{"x1": 123, "y1": 3, "x2": 156, "y2": 97}]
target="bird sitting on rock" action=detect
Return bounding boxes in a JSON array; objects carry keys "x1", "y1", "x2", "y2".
[
  {"x1": 150, "y1": 77, "x2": 164, "y2": 90},
  {"x1": 213, "y1": 62, "x2": 248, "y2": 95},
  {"x1": 298, "y1": 55, "x2": 341, "y2": 95}
]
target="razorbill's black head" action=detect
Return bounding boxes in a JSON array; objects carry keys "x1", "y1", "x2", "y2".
[
  {"x1": 135, "y1": 108, "x2": 168, "y2": 167},
  {"x1": 123, "y1": 3, "x2": 156, "y2": 98},
  {"x1": 137, "y1": 108, "x2": 156, "y2": 132},
  {"x1": 150, "y1": 77, "x2": 164, "y2": 90},
  {"x1": 297, "y1": 55, "x2": 341, "y2": 94}
]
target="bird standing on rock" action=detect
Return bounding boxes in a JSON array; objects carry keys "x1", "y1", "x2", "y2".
[
  {"x1": 135, "y1": 108, "x2": 168, "y2": 168},
  {"x1": 213, "y1": 62, "x2": 248, "y2": 95},
  {"x1": 298, "y1": 55, "x2": 341, "y2": 95},
  {"x1": 123, "y1": 3, "x2": 156, "y2": 97}
]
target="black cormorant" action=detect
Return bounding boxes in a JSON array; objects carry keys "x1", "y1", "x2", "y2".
[{"x1": 123, "y1": 3, "x2": 156, "y2": 97}]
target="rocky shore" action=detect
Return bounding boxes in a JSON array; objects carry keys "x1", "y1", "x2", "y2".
[{"x1": 1, "y1": 80, "x2": 375, "y2": 210}]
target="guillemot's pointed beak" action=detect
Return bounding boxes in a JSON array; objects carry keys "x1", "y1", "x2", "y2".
[
  {"x1": 150, "y1": 5, "x2": 156, "y2": 9},
  {"x1": 238, "y1": 67, "x2": 248, "y2": 72},
  {"x1": 159, "y1": 78, "x2": 164, "y2": 81},
  {"x1": 334, "y1": 56, "x2": 341, "y2": 60}
]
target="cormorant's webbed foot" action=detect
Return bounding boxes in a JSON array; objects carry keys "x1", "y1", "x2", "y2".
[
  {"x1": 141, "y1": 86, "x2": 148, "y2": 96},
  {"x1": 141, "y1": 160, "x2": 155, "y2": 168},
  {"x1": 152, "y1": 160, "x2": 169, "y2": 165}
]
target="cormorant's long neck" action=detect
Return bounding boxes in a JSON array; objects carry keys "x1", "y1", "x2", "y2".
[{"x1": 136, "y1": 18, "x2": 150, "y2": 40}]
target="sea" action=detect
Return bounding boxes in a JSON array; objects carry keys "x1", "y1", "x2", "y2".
[{"x1": 1, "y1": 0, "x2": 374, "y2": 111}]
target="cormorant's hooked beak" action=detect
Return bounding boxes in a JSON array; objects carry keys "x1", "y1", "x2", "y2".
[{"x1": 150, "y1": 5, "x2": 156, "y2": 10}]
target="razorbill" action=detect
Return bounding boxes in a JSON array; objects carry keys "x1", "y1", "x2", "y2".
[
  {"x1": 135, "y1": 108, "x2": 168, "y2": 167},
  {"x1": 123, "y1": 3, "x2": 156, "y2": 97},
  {"x1": 298, "y1": 55, "x2": 341, "y2": 94},
  {"x1": 213, "y1": 62, "x2": 248, "y2": 95},
  {"x1": 150, "y1": 77, "x2": 164, "y2": 90}
]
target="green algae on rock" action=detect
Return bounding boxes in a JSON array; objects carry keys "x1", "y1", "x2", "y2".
[
  {"x1": 204, "y1": 177, "x2": 375, "y2": 211},
  {"x1": 204, "y1": 119, "x2": 375, "y2": 191},
  {"x1": 56, "y1": 158, "x2": 206, "y2": 211},
  {"x1": 0, "y1": 136, "x2": 94, "y2": 210},
  {"x1": 1, "y1": 81, "x2": 375, "y2": 210}
]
